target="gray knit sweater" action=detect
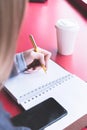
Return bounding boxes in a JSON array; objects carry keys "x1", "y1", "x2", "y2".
[
  {"x1": 0, "y1": 53, "x2": 31, "y2": 130},
  {"x1": 10, "y1": 52, "x2": 27, "y2": 77}
]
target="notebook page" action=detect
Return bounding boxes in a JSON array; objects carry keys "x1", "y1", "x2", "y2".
[
  {"x1": 21, "y1": 74, "x2": 73, "y2": 110},
  {"x1": 4, "y1": 60, "x2": 70, "y2": 104},
  {"x1": 45, "y1": 75, "x2": 87, "y2": 130}
]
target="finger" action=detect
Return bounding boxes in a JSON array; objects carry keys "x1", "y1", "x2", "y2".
[
  {"x1": 34, "y1": 52, "x2": 45, "y2": 67},
  {"x1": 24, "y1": 66, "x2": 41, "y2": 74},
  {"x1": 24, "y1": 68, "x2": 34, "y2": 74},
  {"x1": 38, "y1": 47, "x2": 52, "y2": 57},
  {"x1": 37, "y1": 48, "x2": 52, "y2": 68}
]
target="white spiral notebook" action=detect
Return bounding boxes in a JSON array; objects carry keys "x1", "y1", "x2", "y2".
[{"x1": 4, "y1": 60, "x2": 83, "y2": 110}]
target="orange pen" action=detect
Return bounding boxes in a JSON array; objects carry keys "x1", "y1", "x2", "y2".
[{"x1": 29, "y1": 34, "x2": 47, "y2": 73}]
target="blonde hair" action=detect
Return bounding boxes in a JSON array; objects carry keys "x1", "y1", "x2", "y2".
[{"x1": 0, "y1": 0, "x2": 27, "y2": 85}]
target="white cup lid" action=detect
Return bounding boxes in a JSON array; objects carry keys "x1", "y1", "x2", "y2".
[{"x1": 55, "y1": 18, "x2": 80, "y2": 30}]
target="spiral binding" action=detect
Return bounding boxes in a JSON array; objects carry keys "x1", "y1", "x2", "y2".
[{"x1": 18, "y1": 74, "x2": 73, "y2": 104}]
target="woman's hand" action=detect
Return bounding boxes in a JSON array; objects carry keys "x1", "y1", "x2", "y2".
[{"x1": 23, "y1": 47, "x2": 51, "y2": 73}]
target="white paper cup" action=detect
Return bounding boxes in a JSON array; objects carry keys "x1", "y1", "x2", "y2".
[{"x1": 55, "y1": 18, "x2": 80, "y2": 55}]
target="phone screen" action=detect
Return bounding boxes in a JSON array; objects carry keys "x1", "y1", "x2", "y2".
[{"x1": 11, "y1": 98, "x2": 67, "y2": 130}]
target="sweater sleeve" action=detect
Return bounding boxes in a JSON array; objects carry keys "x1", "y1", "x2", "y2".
[
  {"x1": 10, "y1": 53, "x2": 27, "y2": 78},
  {"x1": 0, "y1": 105, "x2": 31, "y2": 130}
]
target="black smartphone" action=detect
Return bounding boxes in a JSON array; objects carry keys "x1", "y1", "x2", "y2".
[{"x1": 11, "y1": 98, "x2": 68, "y2": 130}]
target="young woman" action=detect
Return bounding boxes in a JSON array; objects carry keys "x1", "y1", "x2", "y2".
[{"x1": 0, "y1": 0, "x2": 51, "y2": 129}]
